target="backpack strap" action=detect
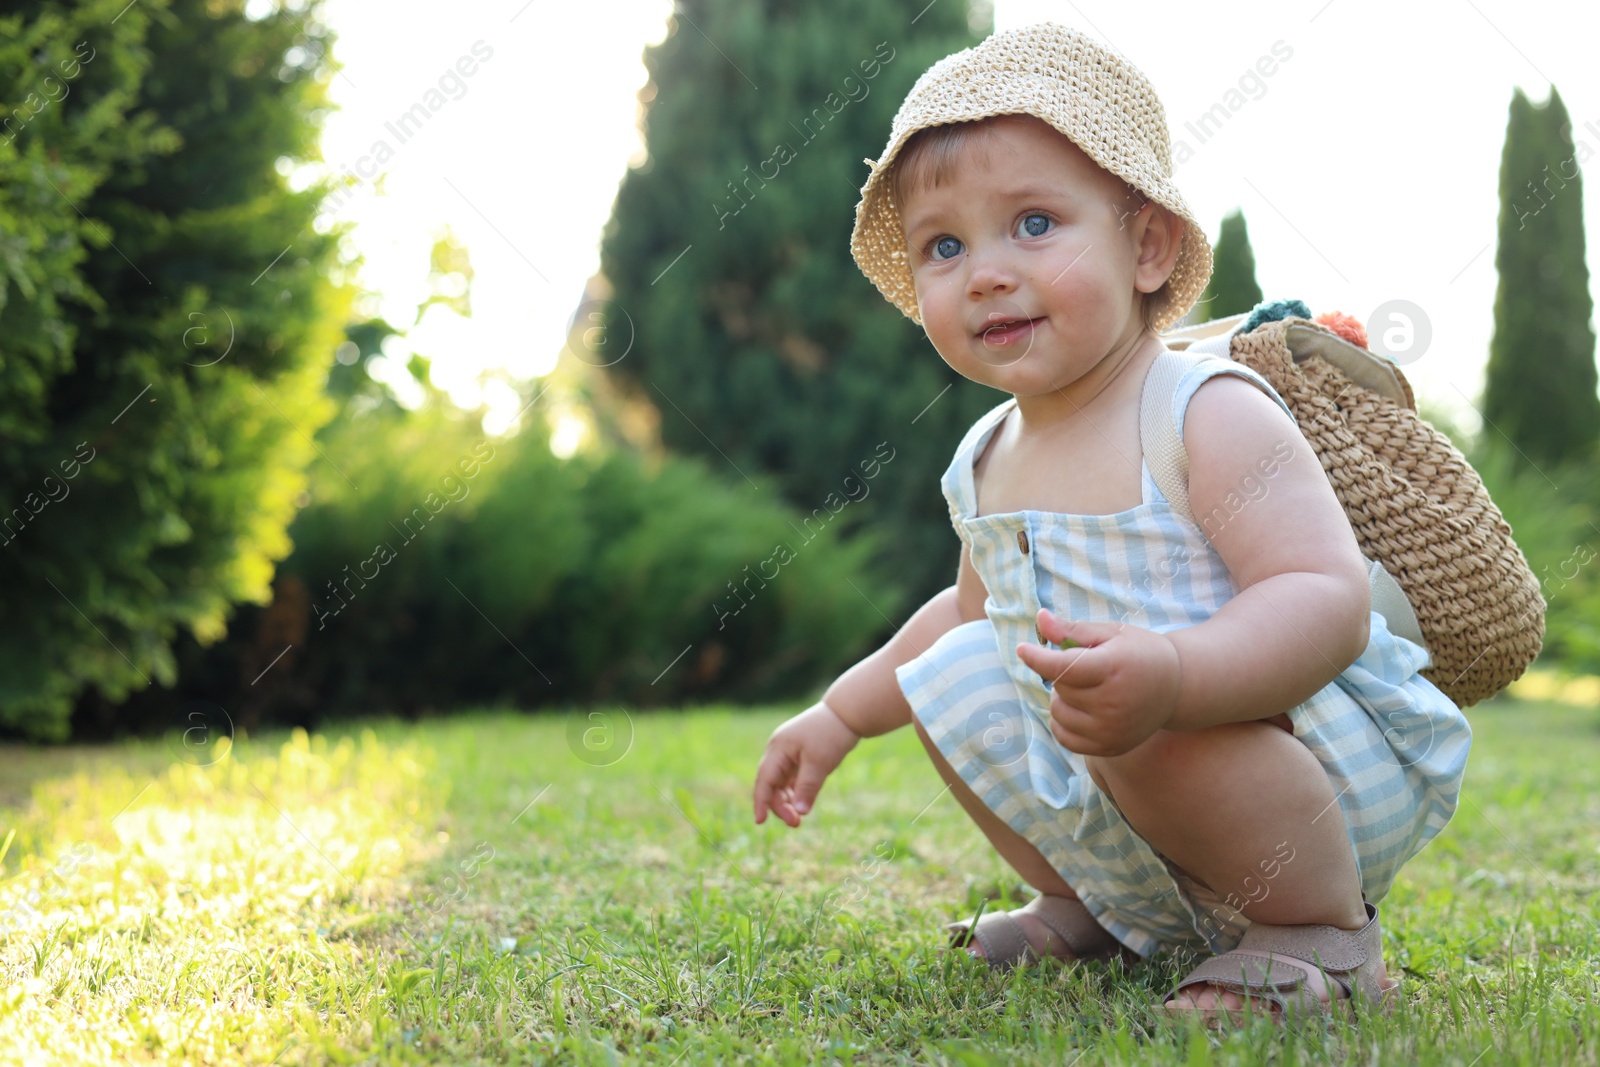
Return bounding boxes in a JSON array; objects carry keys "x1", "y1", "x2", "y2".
[{"x1": 1139, "y1": 336, "x2": 1429, "y2": 652}]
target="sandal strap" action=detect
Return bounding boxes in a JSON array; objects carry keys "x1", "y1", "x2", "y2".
[
  {"x1": 1173, "y1": 952, "x2": 1310, "y2": 1014},
  {"x1": 1239, "y1": 901, "x2": 1386, "y2": 1004},
  {"x1": 947, "y1": 909, "x2": 1032, "y2": 966},
  {"x1": 1168, "y1": 902, "x2": 1388, "y2": 1016},
  {"x1": 1233, "y1": 908, "x2": 1375, "y2": 973},
  {"x1": 947, "y1": 894, "x2": 1120, "y2": 969},
  {"x1": 1017, "y1": 894, "x2": 1121, "y2": 958}
]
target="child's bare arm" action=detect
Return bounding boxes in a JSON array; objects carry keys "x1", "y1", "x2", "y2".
[
  {"x1": 1165, "y1": 375, "x2": 1371, "y2": 728},
  {"x1": 1017, "y1": 376, "x2": 1370, "y2": 755},
  {"x1": 753, "y1": 546, "x2": 987, "y2": 826}
]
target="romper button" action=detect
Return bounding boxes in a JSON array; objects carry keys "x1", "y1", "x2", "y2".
[{"x1": 1017, "y1": 530, "x2": 1030, "y2": 554}]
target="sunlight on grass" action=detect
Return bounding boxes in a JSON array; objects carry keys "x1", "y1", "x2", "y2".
[
  {"x1": 1507, "y1": 666, "x2": 1600, "y2": 708},
  {"x1": 2, "y1": 697, "x2": 1599, "y2": 1064},
  {"x1": 0, "y1": 729, "x2": 437, "y2": 1065}
]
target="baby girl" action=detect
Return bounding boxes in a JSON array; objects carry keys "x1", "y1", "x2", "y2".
[{"x1": 751, "y1": 22, "x2": 1469, "y2": 1023}]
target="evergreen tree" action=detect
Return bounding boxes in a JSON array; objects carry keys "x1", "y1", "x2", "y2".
[
  {"x1": 1192, "y1": 208, "x2": 1262, "y2": 323},
  {"x1": 1484, "y1": 86, "x2": 1599, "y2": 467},
  {"x1": 0, "y1": 0, "x2": 346, "y2": 738},
  {"x1": 598, "y1": 0, "x2": 994, "y2": 610}
]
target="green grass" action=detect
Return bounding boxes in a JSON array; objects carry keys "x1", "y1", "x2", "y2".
[{"x1": 2, "y1": 692, "x2": 1598, "y2": 1064}]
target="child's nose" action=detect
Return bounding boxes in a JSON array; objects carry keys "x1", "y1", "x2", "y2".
[{"x1": 966, "y1": 246, "x2": 1018, "y2": 298}]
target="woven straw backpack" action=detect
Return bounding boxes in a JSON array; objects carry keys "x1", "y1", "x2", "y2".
[{"x1": 1149, "y1": 310, "x2": 1545, "y2": 708}]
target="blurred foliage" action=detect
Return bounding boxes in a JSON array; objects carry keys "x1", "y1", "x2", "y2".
[
  {"x1": 11, "y1": 0, "x2": 1594, "y2": 749},
  {"x1": 598, "y1": 0, "x2": 996, "y2": 615},
  {"x1": 1475, "y1": 84, "x2": 1600, "y2": 675},
  {"x1": 1469, "y1": 440, "x2": 1600, "y2": 677},
  {"x1": 1426, "y1": 401, "x2": 1600, "y2": 677},
  {"x1": 1484, "y1": 86, "x2": 1598, "y2": 467},
  {"x1": 91, "y1": 346, "x2": 902, "y2": 736},
  {"x1": 0, "y1": 0, "x2": 347, "y2": 738},
  {"x1": 417, "y1": 226, "x2": 473, "y2": 322},
  {"x1": 1193, "y1": 209, "x2": 1262, "y2": 324}
]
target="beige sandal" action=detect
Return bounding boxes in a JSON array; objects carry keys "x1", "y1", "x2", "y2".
[
  {"x1": 947, "y1": 894, "x2": 1131, "y2": 970},
  {"x1": 1163, "y1": 901, "x2": 1401, "y2": 1025}
]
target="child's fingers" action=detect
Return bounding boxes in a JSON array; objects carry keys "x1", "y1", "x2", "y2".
[
  {"x1": 1047, "y1": 711, "x2": 1118, "y2": 757},
  {"x1": 752, "y1": 776, "x2": 773, "y2": 825},
  {"x1": 1016, "y1": 641, "x2": 1110, "y2": 689},
  {"x1": 1013, "y1": 641, "x2": 1064, "y2": 676},
  {"x1": 1047, "y1": 714, "x2": 1099, "y2": 755},
  {"x1": 776, "y1": 788, "x2": 802, "y2": 827},
  {"x1": 752, "y1": 747, "x2": 795, "y2": 824},
  {"x1": 765, "y1": 788, "x2": 802, "y2": 829},
  {"x1": 1047, "y1": 715, "x2": 1078, "y2": 751},
  {"x1": 1046, "y1": 700, "x2": 1095, "y2": 748},
  {"x1": 1037, "y1": 609, "x2": 1122, "y2": 649},
  {"x1": 791, "y1": 757, "x2": 830, "y2": 817}
]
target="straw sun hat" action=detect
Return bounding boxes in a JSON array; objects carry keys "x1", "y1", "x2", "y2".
[{"x1": 850, "y1": 23, "x2": 1211, "y2": 333}]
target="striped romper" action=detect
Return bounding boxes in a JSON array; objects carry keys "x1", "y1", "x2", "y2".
[{"x1": 896, "y1": 358, "x2": 1472, "y2": 958}]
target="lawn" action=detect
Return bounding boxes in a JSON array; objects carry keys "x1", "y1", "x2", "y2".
[{"x1": 1, "y1": 688, "x2": 1597, "y2": 1065}]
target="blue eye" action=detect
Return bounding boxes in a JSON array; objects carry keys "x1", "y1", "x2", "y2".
[
  {"x1": 931, "y1": 236, "x2": 963, "y2": 260},
  {"x1": 1019, "y1": 213, "x2": 1051, "y2": 237}
]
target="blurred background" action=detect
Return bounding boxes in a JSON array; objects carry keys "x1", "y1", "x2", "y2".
[{"x1": 2, "y1": 0, "x2": 1596, "y2": 744}]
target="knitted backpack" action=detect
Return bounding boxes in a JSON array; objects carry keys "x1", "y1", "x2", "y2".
[{"x1": 1148, "y1": 302, "x2": 1545, "y2": 708}]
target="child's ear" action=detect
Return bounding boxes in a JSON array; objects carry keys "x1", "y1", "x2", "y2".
[{"x1": 1133, "y1": 203, "x2": 1182, "y2": 297}]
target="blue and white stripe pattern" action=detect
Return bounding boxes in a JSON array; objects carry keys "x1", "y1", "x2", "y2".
[{"x1": 896, "y1": 360, "x2": 1472, "y2": 958}]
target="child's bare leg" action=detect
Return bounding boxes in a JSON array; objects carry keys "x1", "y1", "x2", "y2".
[
  {"x1": 1085, "y1": 720, "x2": 1382, "y2": 1011},
  {"x1": 913, "y1": 718, "x2": 1087, "y2": 960}
]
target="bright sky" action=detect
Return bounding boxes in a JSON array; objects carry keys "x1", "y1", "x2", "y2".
[{"x1": 311, "y1": 0, "x2": 1600, "y2": 442}]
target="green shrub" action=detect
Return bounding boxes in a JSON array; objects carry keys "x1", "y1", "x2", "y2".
[
  {"x1": 286, "y1": 414, "x2": 901, "y2": 714},
  {"x1": 0, "y1": 0, "x2": 346, "y2": 739},
  {"x1": 102, "y1": 353, "x2": 904, "y2": 733},
  {"x1": 1470, "y1": 441, "x2": 1600, "y2": 676}
]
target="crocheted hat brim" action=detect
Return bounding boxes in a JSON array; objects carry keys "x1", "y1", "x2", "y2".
[{"x1": 850, "y1": 23, "x2": 1211, "y2": 333}]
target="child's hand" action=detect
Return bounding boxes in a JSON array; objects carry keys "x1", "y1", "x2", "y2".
[
  {"x1": 1015, "y1": 608, "x2": 1181, "y2": 757},
  {"x1": 753, "y1": 702, "x2": 862, "y2": 828}
]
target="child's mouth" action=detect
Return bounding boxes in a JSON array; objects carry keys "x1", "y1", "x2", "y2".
[{"x1": 979, "y1": 316, "x2": 1044, "y2": 346}]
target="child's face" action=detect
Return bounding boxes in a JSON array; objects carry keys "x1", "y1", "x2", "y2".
[{"x1": 898, "y1": 115, "x2": 1172, "y2": 397}]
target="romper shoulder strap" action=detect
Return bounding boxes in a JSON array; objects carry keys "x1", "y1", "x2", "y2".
[
  {"x1": 1139, "y1": 345, "x2": 1207, "y2": 522},
  {"x1": 1139, "y1": 331, "x2": 1289, "y2": 522},
  {"x1": 1139, "y1": 332, "x2": 1428, "y2": 650},
  {"x1": 941, "y1": 397, "x2": 1017, "y2": 535}
]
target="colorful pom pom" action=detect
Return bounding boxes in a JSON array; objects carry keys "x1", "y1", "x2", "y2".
[
  {"x1": 1313, "y1": 311, "x2": 1369, "y2": 350},
  {"x1": 1240, "y1": 299, "x2": 1313, "y2": 334}
]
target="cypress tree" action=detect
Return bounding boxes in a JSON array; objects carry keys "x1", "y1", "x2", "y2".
[
  {"x1": 0, "y1": 0, "x2": 346, "y2": 738},
  {"x1": 1484, "y1": 86, "x2": 1599, "y2": 467},
  {"x1": 597, "y1": 0, "x2": 994, "y2": 609},
  {"x1": 1192, "y1": 208, "x2": 1262, "y2": 323}
]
